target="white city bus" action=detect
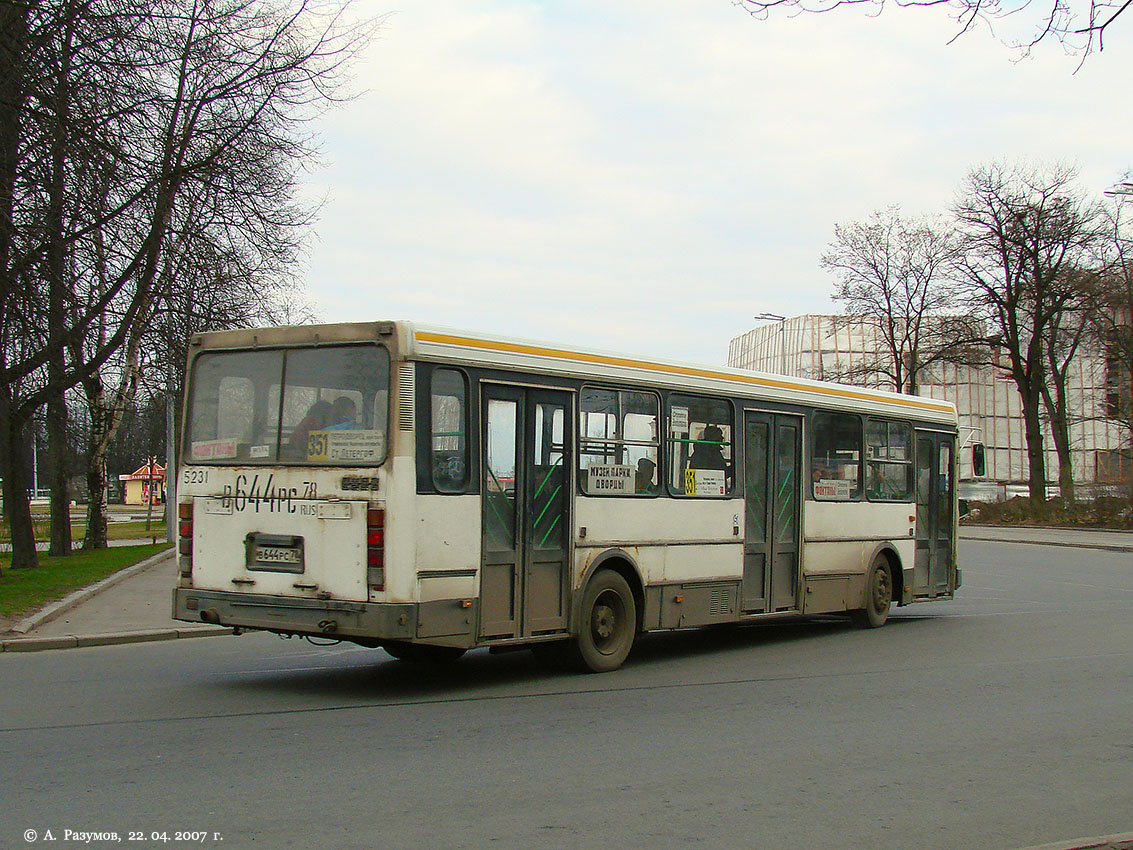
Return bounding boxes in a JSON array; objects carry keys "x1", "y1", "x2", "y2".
[{"x1": 173, "y1": 321, "x2": 960, "y2": 671}]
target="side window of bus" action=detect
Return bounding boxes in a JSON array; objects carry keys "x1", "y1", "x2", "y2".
[
  {"x1": 865, "y1": 420, "x2": 912, "y2": 501},
  {"x1": 430, "y1": 368, "x2": 469, "y2": 493},
  {"x1": 812, "y1": 412, "x2": 862, "y2": 500},
  {"x1": 667, "y1": 395, "x2": 733, "y2": 497},
  {"x1": 579, "y1": 388, "x2": 660, "y2": 496}
]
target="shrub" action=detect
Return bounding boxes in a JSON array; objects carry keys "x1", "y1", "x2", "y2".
[{"x1": 963, "y1": 495, "x2": 1133, "y2": 529}]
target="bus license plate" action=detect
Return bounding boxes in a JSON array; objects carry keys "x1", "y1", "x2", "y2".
[
  {"x1": 246, "y1": 533, "x2": 305, "y2": 573},
  {"x1": 256, "y1": 546, "x2": 301, "y2": 564}
]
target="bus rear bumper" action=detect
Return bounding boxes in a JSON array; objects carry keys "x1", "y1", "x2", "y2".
[{"x1": 173, "y1": 587, "x2": 418, "y2": 644}]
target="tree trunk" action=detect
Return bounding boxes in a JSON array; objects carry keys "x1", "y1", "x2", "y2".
[
  {"x1": 1041, "y1": 318, "x2": 1084, "y2": 505},
  {"x1": 165, "y1": 388, "x2": 176, "y2": 542},
  {"x1": 1044, "y1": 392, "x2": 1075, "y2": 503},
  {"x1": 1055, "y1": 440, "x2": 1075, "y2": 503},
  {"x1": 902, "y1": 349, "x2": 918, "y2": 395},
  {"x1": 83, "y1": 447, "x2": 109, "y2": 549},
  {"x1": 82, "y1": 380, "x2": 111, "y2": 550},
  {"x1": 1019, "y1": 386, "x2": 1048, "y2": 509},
  {"x1": 46, "y1": 393, "x2": 72, "y2": 554},
  {"x1": 81, "y1": 356, "x2": 141, "y2": 549},
  {"x1": 0, "y1": 389, "x2": 38, "y2": 570},
  {"x1": 46, "y1": 7, "x2": 74, "y2": 557},
  {"x1": 0, "y1": 2, "x2": 27, "y2": 308}
]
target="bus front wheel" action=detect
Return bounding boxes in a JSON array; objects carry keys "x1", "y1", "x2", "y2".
[
  {"x1": 569, "y1": 570, "x2": 637, "y2": 673},
  {"x1": 852, "y1": 555, "x2": 892, "y2": 629}
]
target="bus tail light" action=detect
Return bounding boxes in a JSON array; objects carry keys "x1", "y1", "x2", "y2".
[
  {"x1": 178, "y1": 502, "x2": 193, "y2": 579},
  {"x1": 367, "y1": 508, "x2": 385, "y2": 590}
]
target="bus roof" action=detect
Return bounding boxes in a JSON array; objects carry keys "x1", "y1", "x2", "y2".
[
  {"x1": 189, "y1": 320, "x2": 958, "y2": 426},
  {"x1": 408, "y1": 324, "x2": 957, "y2": 426}
]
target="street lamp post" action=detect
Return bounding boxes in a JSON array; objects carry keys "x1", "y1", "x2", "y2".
[
  {"x1": 753, "y1": 313, "x2": 787, "y2": 375},
  {"x1": 145, "y1": 456, "x2": 156, "y2": 538}
]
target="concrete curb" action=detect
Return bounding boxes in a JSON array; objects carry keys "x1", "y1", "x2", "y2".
[
  {"x1": 8, "y1": 547, "x2": 175, "y2": 636},
  {"x1": 0, "y1": 625, "x2": 233, "y2": 653},
  {"x1": 959, "y1": 533, "x2": 1133, "y2": 553},
  {"x1": 1013, "y1": 832, "x2": 1133, "y2": 850},
  {"x1": 963, "y1": 523, "x2": 1133, "y2": 533}
]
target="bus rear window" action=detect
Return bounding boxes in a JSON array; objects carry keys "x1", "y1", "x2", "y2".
[{"x1": 185, "y1": 345, "x2": 390, "y2": 466}]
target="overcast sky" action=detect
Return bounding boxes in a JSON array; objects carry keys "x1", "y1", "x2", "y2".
[{"x1": 299, "y1": 0, "x2": 1132, "y2": 364}]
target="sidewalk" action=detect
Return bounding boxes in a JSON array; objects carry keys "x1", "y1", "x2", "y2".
[
  {"x1": 960, "y1": 524, "x2": 1133, "y2": 552},
  {"x1": 0, "y1": 547, "x2": 230, "y2": 652}
]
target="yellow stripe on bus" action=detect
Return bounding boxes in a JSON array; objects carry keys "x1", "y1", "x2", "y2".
[{"x1": 415, "y1": 331, "x2": 954, "y2": 415}]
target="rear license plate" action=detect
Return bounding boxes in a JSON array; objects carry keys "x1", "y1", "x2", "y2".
[
  {"x1": 245, "y1": 533, "x2": 305, "y2": 573},
  {"x1": 256, "y1": 546, "x2": 301, "y2": 564}
]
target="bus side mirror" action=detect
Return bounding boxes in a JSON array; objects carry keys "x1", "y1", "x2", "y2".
[{"x1": 972, "y1": 443, "x2": 986, "y2": 478}]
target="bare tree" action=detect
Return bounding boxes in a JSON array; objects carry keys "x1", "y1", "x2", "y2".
[
  {"x1": 952, "y1": 161, "x2": 1106, "y2": 506},
  {"x1": 1039, "y1": 267, "x2": 1103, "y2": 502},
  {"x1": 1088, "y1": 198, "x2": 1133, "y2": 439},
  {"x1": 735, "y1": 0, "x2": 1127, "y2": 62},
  {"x1": 72, "y1": 0, "x2": 352, "y2": 550},
  {"x1": 0, "y1": 0, "x2": 372, "y2": 570},
  {"x1": 821, "y1": 206, "x2": 978, "y2": 394}
]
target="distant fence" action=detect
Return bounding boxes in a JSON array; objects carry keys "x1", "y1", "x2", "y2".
[
  {"x1": 0, "y1": 512, "x2": 52, "y2": 554},
  {"x1": 959, "y1": 481, "x2": 1130, "y2": 505}
]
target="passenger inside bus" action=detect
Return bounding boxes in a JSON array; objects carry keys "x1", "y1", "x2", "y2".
[
  {"x1": 688, "y1": 425, "x2": 728, "y2": 470},
  {"x1": 325, "y1": 396, "x2": 359, "y2": 430},
  {"x1": 289, "y1": 399, "x2": 332, "y2": 454},
  {"x1": 635, "y1": 457, "x2": 657, "y2": 493}
]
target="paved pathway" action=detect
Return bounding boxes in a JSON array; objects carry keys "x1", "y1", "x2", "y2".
[
  {"x1": 960, "y1": 524, "x2": 1133, "y2": 551},
  {"x1": 2, "y1": 548, "x2": 228, "y2": 651}
]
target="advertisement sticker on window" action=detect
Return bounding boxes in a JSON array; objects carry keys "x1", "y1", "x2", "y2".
[
  {"x1": 814, "y1": 478, "x2": 852, "y2": 500},
  {"x1": 307, "y1": 430, "x2": 385, "y2": 463},
  {"x1": 191, "y1": 439, "x2": 238, "y2": 460},
  {"x1": 586, "y1": 464, "x2": 634, "y2": 495},
  {"x1": 670, "y1": 406, "x2": 689, "y2": 434},
  {"x1": 684, "y1": 468, "x2": 726, "y2": 496}
]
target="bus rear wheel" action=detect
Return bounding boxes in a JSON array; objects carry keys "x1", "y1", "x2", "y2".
[
  {"x1": 852, "y1": 555, "x2": 892, "y2": 629},
  {"x1": 382, "y1": 641, "x2": 466, "y2": 664},
  {"x1": 568, "y1": 570, "x2": 637, "y2": 673}
]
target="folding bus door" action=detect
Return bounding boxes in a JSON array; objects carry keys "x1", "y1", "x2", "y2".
[
  {"x1": 742, "y1": 411, "x2": 802, "y2": 613},
  {"x1": 480, "y1": 385, "x2": 572, "y2": 640},
  {"x1": 914, "y1": 432, "x2": 955, "y2": 597}
]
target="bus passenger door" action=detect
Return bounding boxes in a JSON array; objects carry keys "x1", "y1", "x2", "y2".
[
  {"x1": 914, "y1": 433, "x2": 955, "y2": 597},
  {"x1": 742, "y1": 412, "x2": 801, "y2": 613},
  {"x1": 480, "y1": 385, "x2": 572, "y2": 640}
]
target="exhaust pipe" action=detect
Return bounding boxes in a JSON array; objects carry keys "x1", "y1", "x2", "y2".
[{"x1": 200, "y1": 608, "x2": 221, "y2": 625}]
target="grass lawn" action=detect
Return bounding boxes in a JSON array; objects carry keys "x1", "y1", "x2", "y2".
[
  {"x1": 0, "y1": 543, "x2": 172, "y2": 627},
  {"x1": 104, "y1": 520, "x2": 168, "y2": 540},
  {"x1": 58, "y1": 520, "x2": 168, "y2": 541},
  {"x1": 3, "y1": 510, "x2": 167, "y2": 545}
]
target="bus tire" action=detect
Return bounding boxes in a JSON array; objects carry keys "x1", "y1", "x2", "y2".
[
  {"x1": 568, "y1": 570, "x2": 637, "y2": 673},
  {"x1": 852, "y1": 555, "x2": 892, "y2": 629},
  {"x1": 382, "y1": 641, "x2": 466, "y2": 664}
]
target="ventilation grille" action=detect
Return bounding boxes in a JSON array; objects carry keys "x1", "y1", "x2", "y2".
[
  {"x1": 710, "y1": 587, "x2": 733, "y2": 617},
  {"x1": 398, "y1": 364, "x2": 415, "y2": 431}
]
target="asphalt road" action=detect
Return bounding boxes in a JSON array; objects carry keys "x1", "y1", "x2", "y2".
[{"x1": 2, "y1": 540, "x2": 1130, "y2": 850}]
